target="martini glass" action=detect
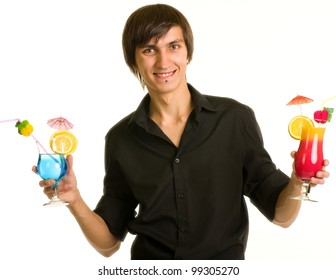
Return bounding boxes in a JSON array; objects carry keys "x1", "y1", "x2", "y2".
[
  {"x1": 291, "y1": 125, "x2": 326, "y2": 202},
  {"x1": 37, "y1": 153, "x2": 68, "y2": 206}
]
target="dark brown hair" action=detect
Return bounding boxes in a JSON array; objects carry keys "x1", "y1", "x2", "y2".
[{"x1": 122, "y1": 4, "x2": 194, "y2": 83}]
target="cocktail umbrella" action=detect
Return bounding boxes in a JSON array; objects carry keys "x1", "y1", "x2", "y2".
[
  {"x1": 287, "y1": 95, "x2": 314, "y2": 115},
  {"x1": 47, "y1": 117, "x2": 74, "y2": 131}
]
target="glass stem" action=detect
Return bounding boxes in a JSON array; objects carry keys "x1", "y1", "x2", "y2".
[
  {"x1": 302, "y1": 182, "x2": 311, "y2": 198},
  {"x1": 53, "y1": 187, "x2": 58, "y2": 198}
]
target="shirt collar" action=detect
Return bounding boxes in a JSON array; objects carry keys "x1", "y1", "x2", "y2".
[
  {"x1": 128, "y1": 83, "x2": 217, "y2": 128},
  {"x1": 188, "y1": 83, "x2": 216, "y2": 113}
]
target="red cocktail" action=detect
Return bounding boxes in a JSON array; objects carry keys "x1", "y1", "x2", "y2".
[{"x1": 293, "y1": 125, "x2": 325, "y2": 201}]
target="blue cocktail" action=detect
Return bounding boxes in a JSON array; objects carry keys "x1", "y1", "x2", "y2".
[{"x1": 37, "y1": 154, "x2": 68, "y2": 206}]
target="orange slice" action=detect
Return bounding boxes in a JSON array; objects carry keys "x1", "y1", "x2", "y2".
[
  {"x1": 50, "y1": 130, "x2": 78, "y2": 155},
  {"x1": 288, "y1": 115, "x2": 314, "y2": 140}
]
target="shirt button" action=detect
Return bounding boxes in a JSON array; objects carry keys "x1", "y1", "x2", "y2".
[
  {"x1": 175, "y1": 158, "x2": 180, "y2": 164},
  {"x1": 178, "y1": 194, "x2": 184, "y2": 198}
]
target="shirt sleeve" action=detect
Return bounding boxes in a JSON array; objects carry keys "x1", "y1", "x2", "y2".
[
  {"x1": 94, "y1": 193, "x2": 136, "y2": 241},
  {"x1": 241, "y1": 106, "x2": 290, "y2": 221},
  {"x1": 248, "y1": 169, "x2": 290, "y2": 221},
  {"x1": 93, "y1": 131, "x2": 138, "y2": 241}
]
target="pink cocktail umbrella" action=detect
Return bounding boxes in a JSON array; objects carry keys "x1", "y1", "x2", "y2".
[{"x1": 47, "y1": 117, "x2": 74, "y2": 131}]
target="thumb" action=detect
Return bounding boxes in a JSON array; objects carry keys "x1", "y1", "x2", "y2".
[
  {"x1": 66, "y1": 154, "x2": 74, "y2": 175},
  {"x1": 290, "y1": 151, "x2": 296, "y2": 159}
]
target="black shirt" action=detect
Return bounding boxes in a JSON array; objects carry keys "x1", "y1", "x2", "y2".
[{"x1": 94, "y1": 84, "x2": 289, "y2": 259}]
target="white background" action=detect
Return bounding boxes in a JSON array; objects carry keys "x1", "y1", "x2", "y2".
[{"x1": 1, "y1": 0, "x2": 336, "y2": 279}]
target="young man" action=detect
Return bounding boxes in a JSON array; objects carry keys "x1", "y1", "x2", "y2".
[{"x1": 37, "y1": 4, "x2": 329, "y2": 259}]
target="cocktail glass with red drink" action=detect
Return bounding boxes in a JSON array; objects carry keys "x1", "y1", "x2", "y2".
[{"x1": 291, "y1": 125, "x2": 325, "y2": 202}]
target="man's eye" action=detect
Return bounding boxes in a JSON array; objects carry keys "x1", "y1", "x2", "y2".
[{"x1": 143, "y1": 48, "x2": 154, "y2": 53}]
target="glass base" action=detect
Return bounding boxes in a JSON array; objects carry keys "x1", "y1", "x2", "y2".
[
  {"x1": 289, "y1": 181, "x2": 318, "y2": 202},
  {"x1": 290, "y1": 194, "x2": 318, "y2": 203},
  {"x1": 43, "y1": 196, "x2": 69, "y2": 207}
]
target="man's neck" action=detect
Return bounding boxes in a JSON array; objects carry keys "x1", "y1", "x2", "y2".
[
  {"x1": 148, "y1": 83, "x2": 194, "y2": 147},
  {"x1": 148, "y1": 83, "x2": 192, "y2": 121}
]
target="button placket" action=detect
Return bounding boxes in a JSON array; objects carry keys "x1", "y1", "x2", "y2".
[{"x1": 172, "y1": 153, "x2": 189, "y2": 258}]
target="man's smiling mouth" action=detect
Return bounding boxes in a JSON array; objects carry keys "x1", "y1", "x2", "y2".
[{"x1": 155, "y1": 71, "x2": 176, "y2": 79}]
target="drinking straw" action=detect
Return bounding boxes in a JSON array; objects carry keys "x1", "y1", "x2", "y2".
[
  {"x1": 0, "y1": 118, "x2": 69, "y2": 183},
  {"x1": 0, "y1": 118, "x2": 49, "y2": 154},
  {"x1": 322, "y1": 96, "x2": 336, "y2": 108},
  {"x1": 322, "y1": 96, "x2": 336, "y2": 122}
]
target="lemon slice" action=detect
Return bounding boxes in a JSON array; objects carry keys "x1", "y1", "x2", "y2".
[
  {"x1": 288, "y1": 115, "x2": 314, "y2": 140},
  {"x1": 50, "y1": 130, "x2": 78, "y2": 155}
]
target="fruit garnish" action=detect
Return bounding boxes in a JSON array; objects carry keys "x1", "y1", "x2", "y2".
[
  {"x1": 50, "y1": 130, "x2": 78, "y2": 155},
  {"x1": 314, "y1": 110, "x2": 329, "y2": 124},
  {"x1": 323, "y1": 107, "x2": 334, "y2": 122},
  {"x1": 15, "y1": 120, "x2": 34, "y2": 136},
  {"x1": 288, "y1": 115, "x2": 314, "y2": 140}
]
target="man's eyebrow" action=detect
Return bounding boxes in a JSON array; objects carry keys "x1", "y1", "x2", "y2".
[
  {"x1": 139, "y1": 43, "x2": 156, "y2": 49},
  {"x1": 140, "y1": 38, "x2": 184, "y2": 48},
  {"x1": 169, "y1": 39, "x2": 184, "y2": 45}
]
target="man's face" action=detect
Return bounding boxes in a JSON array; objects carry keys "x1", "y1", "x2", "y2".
[{"x1": 135, "y1": 26, "x2": 189, "y2": 95}]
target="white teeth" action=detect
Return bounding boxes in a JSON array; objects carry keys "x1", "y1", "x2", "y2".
[{"x1": 157, "y1": 72, "x2": 172, "y2": 77}]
